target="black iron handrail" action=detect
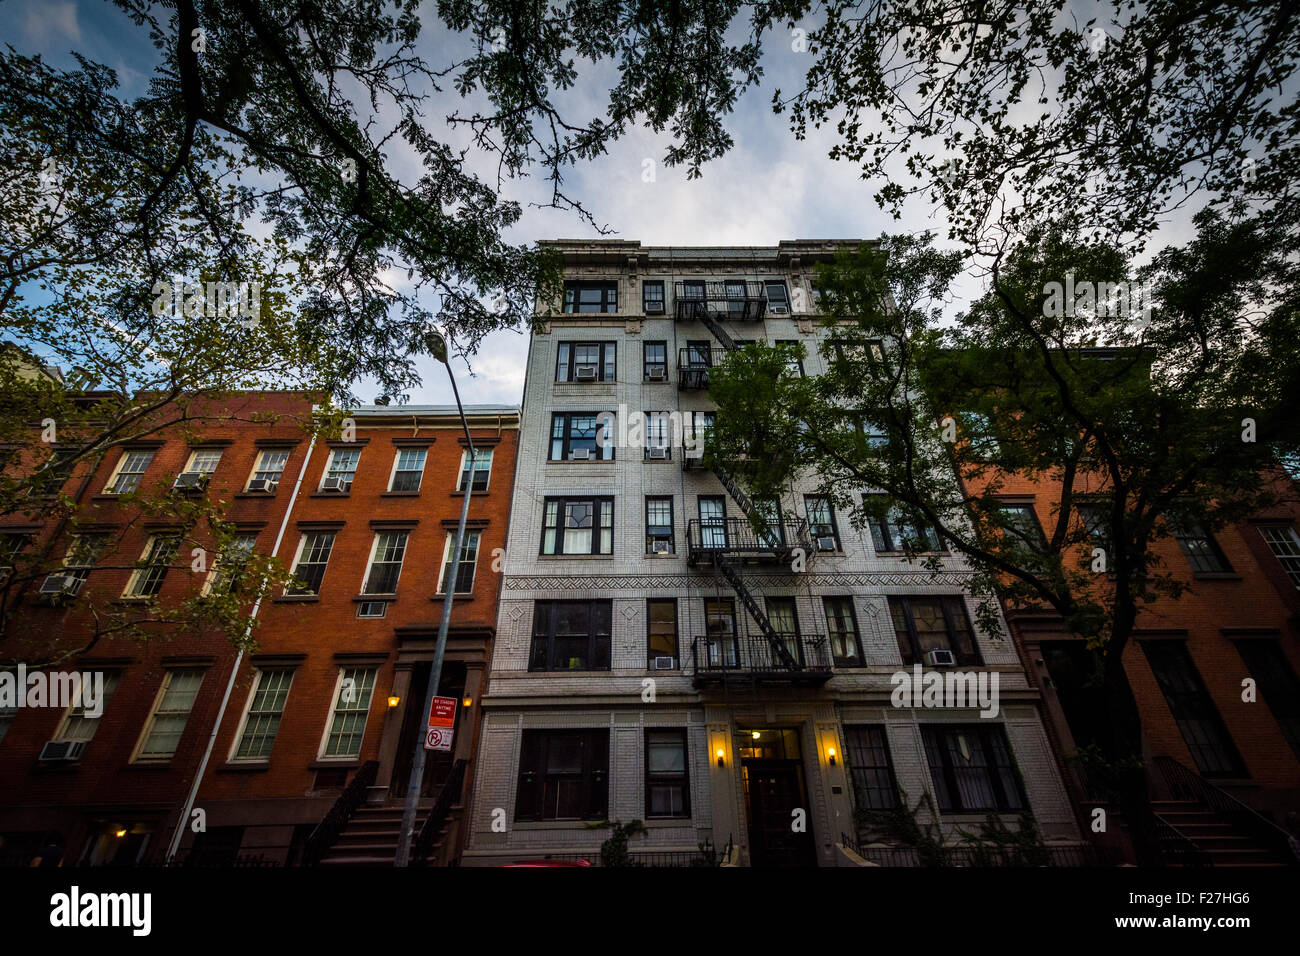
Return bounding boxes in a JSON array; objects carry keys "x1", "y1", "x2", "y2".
[
  {"x1": 856, "y1": 843, "x2": 1116, "y2": 867},
  {"x1": 673, "y1": 281, "x2": 767, "y2": 321},
  {"x1": 686, "y1": 516, "x2": 810, "y2": 562},
  {"x1": 691, "y1": 633, "x2": 832, "y2": 680},
  {"x1": 1152, "y1": 811, "x2": 1213, "y2": 867},
  {"x1": 302, "y1": 759, "x2": 378, "y2": 867},
  {"x1": 1155, "y1": 755, "x2": 1297, "y2": 865},
  {"x1": 413, "y1": 758, "x2": 468, "y2": 867}
]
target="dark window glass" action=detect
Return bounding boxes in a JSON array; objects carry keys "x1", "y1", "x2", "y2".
[
  {"x1": 1142, "y1": 641, "x2": 1246, "y2": 777},
  {"x1": 999, "y1": 502, "x2": 1049, "y2": 552},
  {"x1": 764, "y1": 281, "x2": 790, "y2": 312},
  {"x1": 647, "y1": 599, "x2": 678, "y2": 666},
  {"x1": 555, "y1": 342, "x2": 616, "y2": 382},
  {"x1": 549, "y1": 412, "x2": 615, "y2": 461},
  {"x1": 1234, "y1": 639, "x2": 1300, "y2": 759},
  {"x1": 562, "y1": 282, "x2": 618, "y2": 314},
  {"x1": 1169, "y1": 518, "x2": 1232, "y2": 574},
  {"x1": 845, "y1": 726, "x2": 898, "y2": 810},
  {"x1": 642, "y1": 281, "x2": 665, "y2": 313},
  {"x1": 645, "y1": 496, "x2": 674, "y2": 554},
  {"x1": 515, "y1": 730, "x2": 609, "y2": 821},
  {"x1": 805, "y1": 495, "x2": 840, "y2": 550},
  {"x1": 922, "y1": 725, "x2": 1025, "y2": 812},
  {"x1": 824, "y1": 597, "x2": 861, "y2": 665},
  {"x1": 541, "y1": 497, "x2": 614, "y2": 555},
  {"x1": 645, "y1": 730, "x2": 690, "y2": 818},
  {"x1": 643, "y1": 341, "x2": 668, "y2": 379},
  {"x1": 530, "y1": 600, "x2": 613, "y2": 671},
  {"x1": 889, "y1": 595, "x2": 981, "y2": 666},
  {"x1": 864, "y1": 495, "x2": 941, "y2": 552}
]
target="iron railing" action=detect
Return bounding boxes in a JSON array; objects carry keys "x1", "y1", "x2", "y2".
[
  {"x1": 686, "y1": 516, "x2": 811, "y2": 564},
  {"x1": 515, "y1": 838, "x2": 729, "y2": 868},
  {"x1": 676, "y1": 348, "x2": 730, "y2": 389},
  {"x1": 673, "y1": 281, "x2": 767, "y2": 321},
  {"x1": 413, "y1": 758, "x2": 468, "y2": 867},
  {"x1": 1152, "y1": 811, "x2": 1213, "y2": 867},
  {"x1": 1155, "y1": 755, "x2": 1297, "y2": 865},
  {"x1": 301, "y1": 759, "x2": 378, "y2": 867},
  {"x1": 691, "y1": 633, "x2": 833, "y2": 684},
  {"x1": 854, "y1": 843, "x2": 1117, "y2": 867}
]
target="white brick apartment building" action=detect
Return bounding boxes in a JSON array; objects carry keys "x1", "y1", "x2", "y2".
[{"x1": 462, "y1": 239, "x2": 1080, "y2": 866}]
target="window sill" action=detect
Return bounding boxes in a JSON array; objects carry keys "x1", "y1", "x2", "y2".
[
  {"x1": 381, "y1": 490, "x2": 422, "y2": 497},
  {"x1": 273, "y1": 594, "x2": 319, "y2": 603},
  {"x1": 217, "y1": 760, "x2": 270, "y2": 773}
]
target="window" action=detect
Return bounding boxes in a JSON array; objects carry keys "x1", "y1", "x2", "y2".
[
  {"x1": 1259, "y1": 526, "x2": 1300, "y2": 588},
  {"x1": 832, "y1": 337, "x2": 887, "y2": 374},
  {"x1": 458, "y1": 447, "x2": 492, "y2": 492},
  {"x1": 962, "y1": 411, "x2": 1004, "y2": 461},
  {"x1": 357, "y1": 601, "x2": 387, "y2": 619},
  {"x1": 699, "y1": 496, "x2": 727, "y2": 549},
  {"x1": 232, "y1": 669, "x2": 293, "y2": 760},
  {"x1": 30, "y1": 447, "x2": 74, "y2": 498},
  {"x1": 321, "y1": 447, "x2": 360, "y2": 492},
  {"x1": 845, "y1": 726, "x2": 899, "y2": 810},
  {"x1": 389, "y1": 448, "x2": 427, "y2": 492},
  {"x1": 647, "y1": 599, "x2": 678, "y2": 667},
  {"x1": 684, "y1": 339, "x2": 712, "y2": 368},
  {"x1": 203, "y1": 532, "x2": 258, "y2": 596},
  {"x1": 514, "y1": 730, "x2": 609, "y2": 821},
  {"x1": 805, "y1": 495, "x2": 840, "y2": 551},
  {"x1": 766, "y1": 596, "x2": 802, "y2": 665},
  {"x1": 645, "y1": 730, "x2": 690, "y2": 818},
  {"x1": 889, "y1": 595, "x2": 981, "y2": 666},
  {"x1": 999, "y1": 502, "x2": 1049, "y2": 552},
  {"x1": 851, "y1": 416, "x2": 889, "y2": 453},
  {"x1": 54, "y1": 672, "x2": 120, "y2": 744},
  {"x1": 824, "y1": 597, "x2": 862, "y2": 666},
  {"x1": 105, "y1": 450, "x2": 154, "y2": 494},
  {"x1": 776, "y1": 340, "x2": 804, "y2": 376},
  {"x1": 438, "y1": 530, "x2": 481, "y2": 594},
  {"x1": 1233, "y1": 639, "x2": 1300, "y2": 758},
  {"x1": 530, "y1": 600, "x2": 612, "y2": 671},
  {"x1": 643, "y1": 410, "x2": 673, "y2": 460},
  {"x1": 183, "y1": 448, "x2": 223, "y2": 477},
  {"x1": 922, "y1": 725, "x2": 1026, "y2": 812},
  {"x1": 362, "y1": 531, "x2": 408, "y2": 594},
  {"x1": 703, "y1": 599, "x2": 738, "y2": 667},
  {"x1": 549, "y1": 412, "x2": 615, "y2": 461},
  {"x1": 765, "y1": 280, "x2": 790, "y2": 313},
  {"x1": 1169, "y1": 518, "x2": 1232, "y2": 574},
  {"x1": 321, "y1": 667, "x2": 377, "y2": 758},
  {"x1": 0, "y1": 533, "x2": 28, "y2": 584},
  {"x1": 0, "y1": 678, "x2": 16, "y2": 746},
  {"x1": 864, "y1": 495, "x2": 941, "y2": 552},
  {"x1": 248, "y1": 448, "x2": 290, "y2": 489},
  {"x1": 1143, "y1": 641, "x2": 1245, "y2": 776},
  {"x1": 541, "y1": 497, "x2": 614, "y2": 555},
  {"x1": 135, "y1": 668, "x2": 205, "y2": 761},
  {"x1": 61, "y1": 534, "x2": 108, "y2": 587},
  {"x1": 288, "y1": 531, "x2": 335, "y2": 595},
  {"x1": 556, "y1": 341, "x2": 616, "y2": 382},
  {"x1": 123, "y1": 533, "x2": 179, "y2": 598},
  {"x1": 563, "y1": 281, "x2": 618, "y2": 314},
  {"x1": 643, "y1": 341, "x2": 668, "y2": 380},
  {"x1": 645, "y1": 497, "x2": 675, "y2": 554},
  {"x1": 684, "y1": 411, "x2": 715, "y2": 458},
  {"x1": 642, "y1": 281, "x2": 665, "y2": 314},
  {"x1": 1076, "y1": 501, "x2": 1113, "y2": 554}
]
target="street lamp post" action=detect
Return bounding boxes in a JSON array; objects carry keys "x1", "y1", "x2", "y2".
[{"x1": 394, "y1": 333, "x2": 474, "y2": 868}]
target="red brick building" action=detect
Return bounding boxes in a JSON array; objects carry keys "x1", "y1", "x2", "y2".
[{"x1": 0, "y1": 394, "x2": 519, "y2": 866}]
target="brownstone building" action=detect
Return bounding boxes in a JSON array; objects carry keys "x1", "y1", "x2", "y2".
[{"x1": 0, "y1": 393, "x2": 518, "y2": 866}]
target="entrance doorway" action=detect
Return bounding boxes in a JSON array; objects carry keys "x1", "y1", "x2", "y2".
[
  {"x1": 736, "y1": 728, "x2": 817, "y2": 867},
  {"x1": 390, "y1": 662, "x2": 465, "y2": 800}
]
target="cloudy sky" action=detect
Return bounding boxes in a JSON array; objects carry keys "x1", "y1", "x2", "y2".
[{"x1": 13, "y1": 0, "x2": 1194, "y2": 409}]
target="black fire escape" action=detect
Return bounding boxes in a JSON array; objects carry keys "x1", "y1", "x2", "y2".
[{"x1": 676, "y1": 281, "x2": 832, "y2": 688}]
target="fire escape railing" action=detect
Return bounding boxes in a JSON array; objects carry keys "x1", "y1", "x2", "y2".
[{"x1": 672, "y1": 281, "x2": 768, "y2": 323}]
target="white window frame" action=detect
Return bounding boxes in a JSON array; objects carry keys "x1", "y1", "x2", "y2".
[
  {"x1": 131, "y1": 667, "x2": 205, "y2": 762},
  {"x1": 387, "y1": 447, "x2": 427, "y2": 492},
  {"x1": 360, "y1": 530, "x2": 409, "y2": 595},
  {"x1": 246, "y1": 448, "x2": 291, "y2": 491},
  {"x1": 53, "y1": 671, "x2": 120, "y2": 743},
  {"x1": 438, "y1": 530, "x2": 481, "y2": 595},
  {"x1": 286, "y1": 531, "x2": 335, "y2": 595},
  {"x1": 183, "y1": 448, "x2": 224, "y2": 476},
  {"x1": 320, "y1": 447, "x2": 361, "y2": 492},
  {"x1": 1260, "y1": 525, "x2": 1300, "y2": 589},
  {"x1": 317, "y1": 667, "x2": 378, "y2": 760},
  {"x1": 104, "y1": 449, "x2": 155, "y2": 494},
  {"x1": 457, "y1": 447, "x2": 493, "y2": 492},
  {"x1": 122, "y1": 533, "x2": 180, "y2": 598},
  {"x1": 201, "y1": 532, "x2": 259, "y2": 597},
  {"x1": 229, "y1": 668, "x2": 295, "y2": 762}
]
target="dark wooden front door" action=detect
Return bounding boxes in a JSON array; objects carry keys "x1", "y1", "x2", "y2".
[
  {"x1": 744, "y1": 759, "x2": 817, "y2": 867},
  {"x1": 390, "y1": 662, "x2": 463, "y2": 799}
]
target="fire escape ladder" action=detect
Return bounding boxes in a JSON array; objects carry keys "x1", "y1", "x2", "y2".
[
  {"x1": 696, "y1": 310, "x2": 738, "y2": 351},
  {"x1": 715, "y1": 555, "x2": 799, "y2": 670}
]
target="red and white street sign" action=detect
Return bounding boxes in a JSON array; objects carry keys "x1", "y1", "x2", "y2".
[{"x1": 424, "y1": 695, "x2": 457, "y2": 752}]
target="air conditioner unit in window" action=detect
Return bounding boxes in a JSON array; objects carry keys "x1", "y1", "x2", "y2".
[
  {"x1": 650, "y1": 540, "x2": 671, "y2": 554},
  {"x1": 816, "y1": 536, "x2": 837, "y2": 552},
  {"x1": 769, "y1": 305, "x2": 789, "y2": 314},
  {"x1": 39, "y1": 573, "x2": 84, "y2": 598},
  {"x1": 651, "y1": 656, "x2": 677, "y2": 670},
  {"x1": 173, "y1": 472, "x2": 208, "y2": 491},
  {"x1": 320, "y1": 476, "x2": 349, "y2": 492},
  {"x1": 646, "y1": 367, "x2": 667, "y2": 381},
  {"x1": 574, "y1": 364, "x2": 598, "y2": 381},
  {"x1": 246, "y1": 477, "x2": 277, "y2": 493},
  {"x1": 39, "y1": 740, "x2": 87, "y2": 762},
  {"x1": 569, "y1": 448, "x2": 592, "y2": 461},
  {"x1": 927, "y1": 648, "x2": 957, "y2": 667},
  {"x1": 647, "y1": 446, "x2": 668, "y2": 460}
]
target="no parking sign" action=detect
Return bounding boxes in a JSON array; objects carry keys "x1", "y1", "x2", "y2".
[{"x1": 424, "y1": 695, "x2": 457, "y2": 751}]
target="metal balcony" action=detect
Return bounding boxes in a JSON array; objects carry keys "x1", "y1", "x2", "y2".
[
  {"x1": 686, "y1": 516, "x2": 811, "y2": 565},
  {"x1": 691, "y1": 634, "x2": 833, "y2": 686},
  {"x1": 673, "y1": 281, "x2": 767, "y2": 322},
  {"x1": 677, "y1": 348, "x2": 729, "y2": 390}
]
